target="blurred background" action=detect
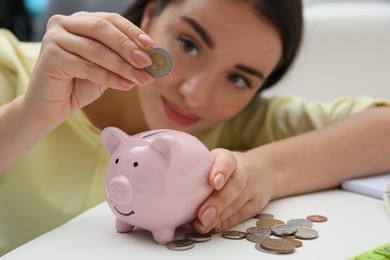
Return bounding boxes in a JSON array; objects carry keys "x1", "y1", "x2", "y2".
[{"x1": 0, "y1": 0, "x2": 130, "y2": 41}]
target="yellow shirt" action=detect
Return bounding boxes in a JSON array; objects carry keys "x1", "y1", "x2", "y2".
[{"x1": 0, "y1": 29, "x2": 388, "y2": 255}]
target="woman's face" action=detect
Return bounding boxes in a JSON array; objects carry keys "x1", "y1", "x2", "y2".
[{"x1": 138, "y1": 0, "x2": 282, "y2": 133}]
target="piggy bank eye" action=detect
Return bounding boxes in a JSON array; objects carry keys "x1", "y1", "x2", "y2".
[
  {"x1": 133, "y1": 162, "x2": 139, "y2": 167},
  {"x1": 115, "y1": 159, "x2": 119, "y2": 164}
]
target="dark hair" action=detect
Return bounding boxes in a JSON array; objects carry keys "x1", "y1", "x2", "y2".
[{"x1": 123, "y1": 0, "x2": 303, "y2": 91}]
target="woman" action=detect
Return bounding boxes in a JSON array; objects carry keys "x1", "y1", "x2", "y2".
[{"x1": 1, "y1": 0, "x2": 389, "y2": 255}]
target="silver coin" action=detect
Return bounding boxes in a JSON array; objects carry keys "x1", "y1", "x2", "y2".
[
  {"x1": 247, "y1": 226, "x2": 272, "y2": 236},
  {"x1": 246, "y1": 234, "x2": 268, "y2": 243},
  {"x1": 145, "y1": 47, "x2": 172, "y2": 78},
  {"x1": 271, "y1": 224, "x2": 297, "y2": 236},
  {"x1": 294, "y1": 227, "x2": 319, "y2": 239},
  {"x1": 287, "y1": 218, "x2": 313, "y2": 228},
  {"x1": 185, "y1": 232, "x2": 212, "y2": 242},
  {"x1": 166, "y1": 239, "x2": 195, "y2": 250},
  {"x1": 221, "y1": 230, "x2": 247, "y2": 240}
]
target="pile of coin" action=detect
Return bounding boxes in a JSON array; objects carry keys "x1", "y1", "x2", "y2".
[
  {"x1": 166, "y1": 232, "x2": 212, "y2": 251},
  {"x1": 222, "y1": 213, "x2": 327, "y2": 254},
  {"x1": 166, "y1": 213, "x2": 327, "y2": 254}
]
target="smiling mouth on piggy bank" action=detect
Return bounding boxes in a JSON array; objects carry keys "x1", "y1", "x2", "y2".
[{"x1": 114, "y1": 206, "x2": 135, "y2": 216}]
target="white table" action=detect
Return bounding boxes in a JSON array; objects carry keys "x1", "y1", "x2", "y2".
[{"x1": 3, "y1": 189, "x2": 389, "y2": 259}]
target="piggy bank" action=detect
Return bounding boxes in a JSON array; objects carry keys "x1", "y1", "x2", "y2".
[{"x1": 101, "y1": 127, "x2": 213, "y2": 243}]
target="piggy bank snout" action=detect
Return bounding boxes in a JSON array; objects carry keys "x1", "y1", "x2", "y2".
[{"x1": 107, "y1": 176, "x2": 133, "y2": 204}]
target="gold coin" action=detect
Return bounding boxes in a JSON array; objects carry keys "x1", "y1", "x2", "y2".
[
  {"x1": 145, "y1": 47, "x2": 172, "y2": 78},
  {"x1": 307, "y1": 214, "x2": 328, "y2": 223},
  {"x1": 256, "y1": 218, "x2": 284, "y2": 228},
  {"x1": 260, "y1": 238, "x2": 295, "y2": 254},
  {"x1": 283, "y1": 238, "x2": 303, "y2": 248}
]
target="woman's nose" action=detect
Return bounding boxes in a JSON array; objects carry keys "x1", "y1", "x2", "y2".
[{"x1": 179, "y1": 74, "x2": 215, "y2": 108}]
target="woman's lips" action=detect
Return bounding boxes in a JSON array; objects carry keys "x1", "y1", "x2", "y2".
[{"x1": 163, "y1": 99, "x2": 201, "y2": 126}]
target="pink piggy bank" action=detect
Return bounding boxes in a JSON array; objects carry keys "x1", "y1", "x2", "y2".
[{"x1": 101, "y1": 127, "x2": 213, "y2": 243}]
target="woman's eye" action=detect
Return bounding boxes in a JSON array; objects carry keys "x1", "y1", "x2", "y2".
[
  {"x1": 228, "y1": 74, "x2": 252, "y2": 89},
  {"x1": 179, "y1": 36, "x2": 199, "y2": 57}
]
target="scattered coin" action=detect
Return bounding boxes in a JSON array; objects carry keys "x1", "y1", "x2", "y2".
[
  {"x1": 221, "y1": 230, "x2": 247, "y2": 240},
  {"x1": 254, "y1": 213, "x2": 274, "y2": 219},
  {"x1": 256, "y1": 218, "x2": 284, "y2": 228},
  {"x1": 271, "y1": 224, "x2": 297, "y2": 236},
  {"x1": 246, "y1": 233, "x2": 268, "y2": 243},
  {"x1": 255, "y1": 242, "x2": 278, "y2": 254},
  {"x1": 307, "y1": 214, "x2": 328, "y2": 223},
  {"x1": 166, "y1": 213, "x2": 324, "y2": 253},
  {"x1": 185, "y1": 232, "x2": 212, "y2": 242},
  {"x1": 145, "y1": 47, "x2": 172, "y2": 78},
  {"x1": 294, "y1": 227, "x2": 319, "y2": 239},
  {"x1": 260, "y1": 238, "x2": 295, "y2": 254},
  {"x1": 287, "y1": 218, "x2": 313, "y2": 228},
  {"x1": 283, "y1": 238, "x2": 303, "y2": 248},
  {"x1": 166, "y1": 239, "x2": 195, "y2": 251},
  {"x1": 247, "y1": 226, "x2": 272, "y2": 236}
]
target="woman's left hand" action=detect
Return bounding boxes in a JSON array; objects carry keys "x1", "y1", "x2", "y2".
[{"x1": 194, "y1": 148, "x2": 274, "y2": 234}]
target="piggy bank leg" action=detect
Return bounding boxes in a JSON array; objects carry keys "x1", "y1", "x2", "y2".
[
  {"x1": 152, "y1": 229, "x2": 175, "y2": 244},
  {"x1": 115, "y1": 218, "x2": 134, "y2": 233}
]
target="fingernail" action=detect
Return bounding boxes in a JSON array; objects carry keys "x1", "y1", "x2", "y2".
[
  {"x1": 138, "y1": 34, "x2": 154, "y2": 48},
  {"x1": 200, "y1": 207, "x2": 216, "y2": 227},
  {"x1": 214, "y1": 173, "x2": 225, "y2": 190},
  {"x1": 132, "y1": 49, "x2": 152, "y2": 67}
]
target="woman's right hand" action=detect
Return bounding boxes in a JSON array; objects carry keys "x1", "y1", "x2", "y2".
[{"x1": 25, "y1": 11, "x2": 155, "y2": 127}]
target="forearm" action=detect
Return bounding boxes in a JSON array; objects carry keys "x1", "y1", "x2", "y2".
[
  {"x1": 247, "y1": 107, "x2": 390, "y2": 200},
  {"x1": 0, "y1": 95, "x2": 57, "y2": 175}
]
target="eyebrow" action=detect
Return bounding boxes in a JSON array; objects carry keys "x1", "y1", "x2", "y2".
[
  {"x1": 180, "y1": 16, "x2": 264, "y2": 81},
  {"x1": 180, "y1": 16, "x2": 215, "y2": 49},
  {"x1": 235, "y1": 64, "x2": 265, "y2": 81}
]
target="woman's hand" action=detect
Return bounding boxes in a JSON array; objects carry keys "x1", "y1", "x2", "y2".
[
  {"x1": 25, "y1": 12, "x2": 155, "y2": 127},
  {"x1": 194, "y1": 148, "x2": 274, "y2": 234}
]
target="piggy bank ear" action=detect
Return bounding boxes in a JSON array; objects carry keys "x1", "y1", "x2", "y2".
[
  {"x1": 101, "y1": 127, "x2": 128, "y2": 155},
  {"x1": 150, "y1": 136, "x2": 181, "y2": 168}
]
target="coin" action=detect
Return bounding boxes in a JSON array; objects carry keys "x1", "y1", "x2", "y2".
[
  {"x1": 307, "y1": 215, "x2": 328, "y2": 223},
  {"x1": 166, "y1": 239, "x2": 195, "y2": 251},
  {"x1": 255, "y1": 242, "x2": 278, "y2": 254},
  {"x1": 287, "y1": 218, "x2": 313, "y2": 228},
  {"x1": 271, "y1": 224, "x2": 297, "y2": 236},
  {"x1": 185, "y1": 232, "x2": 212, "y2": 242},
  {"x1": 260, "y1": 238, "x2": 295, "y2": 254},
  {"x1": 256, "y1": 218, "x2": 284, "y2": 228},
  {"x1": 294, "y1": 227, "x2": 319, "y2": 239},
  {"x1": 246, "y1": 234, "x2": 268, "y2": 243},
  {"x1": 247, "y1": 226, "x2": 272, "y2": 236},
  {"x1": 283, "y1": 238, "x2": 303, "y2": 248},
  {"x1": 145, "y1": 47, "x2": 172, "y2": 78},
  {"x1": 221, "y1": 230, "x2": 247, "y2": 240}
]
